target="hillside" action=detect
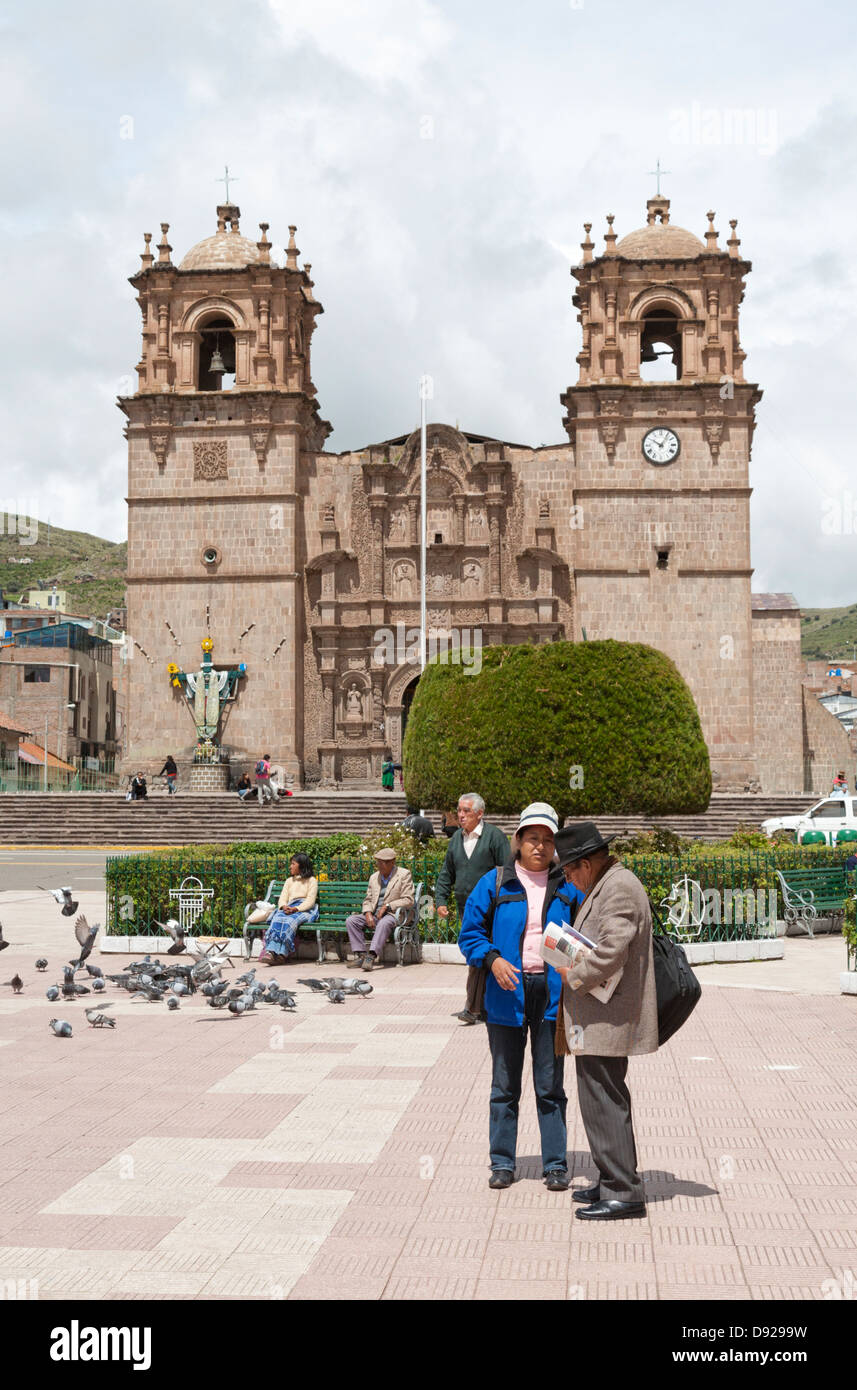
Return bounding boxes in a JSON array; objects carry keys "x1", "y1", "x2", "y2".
[
  {"x1": 0, "y1": 520, "x2": 126, "y2": 622},
  {"x1": 801, "y1": 604, "x2": 857, "y2": 661}
]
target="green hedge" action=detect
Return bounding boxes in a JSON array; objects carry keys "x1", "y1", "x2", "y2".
[
  {"x1": 104, "y1": 836, "x2": 853, "y2": 944},
  {"x1": 402, "y1": 639, "x2": 711, "y2": 816}
]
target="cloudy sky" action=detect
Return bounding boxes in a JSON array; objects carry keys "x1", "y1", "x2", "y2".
[{"x1": 3, "y1": 0, "x2": 856, "y2": 605}]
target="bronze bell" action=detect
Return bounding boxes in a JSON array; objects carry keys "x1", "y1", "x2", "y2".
[{"x1": 208, "y1": 347, "x2": 226, "y2": 375}]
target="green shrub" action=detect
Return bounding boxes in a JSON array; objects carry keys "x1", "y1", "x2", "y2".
[{"x1": 402, "y1": 639, "x2": 711, "y2": 817}]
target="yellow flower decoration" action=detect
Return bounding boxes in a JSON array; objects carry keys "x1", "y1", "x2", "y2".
[
  {"x1": 201, "y1": 637, "x2": 213, "y2": 652},
  {"x1": 167, "y1": 662, "x2": 179, "y2": 675}
]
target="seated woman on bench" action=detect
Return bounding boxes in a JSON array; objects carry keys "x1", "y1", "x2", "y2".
[{"x1": 259, "y1": 854, "x2": 319, "y2": 964}]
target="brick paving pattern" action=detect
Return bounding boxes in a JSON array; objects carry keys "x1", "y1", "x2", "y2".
[{"x1": 1, "y1": 891, "x2": 856, "y2": 1300}]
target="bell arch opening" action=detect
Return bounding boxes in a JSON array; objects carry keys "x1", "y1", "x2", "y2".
[
  {"x1": 197, "y1": 315, "x2": 237, "y2": 391},
  {"x1": 639, "y1": 307, "x2": 682, "y2": 382}
]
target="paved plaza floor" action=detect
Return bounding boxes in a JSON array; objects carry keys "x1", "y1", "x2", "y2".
[{"x1": 1, "y1": 887, "x2": 856, "y2": 1302}]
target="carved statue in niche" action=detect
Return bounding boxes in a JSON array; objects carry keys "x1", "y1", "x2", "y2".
[
  {"x1": 388, "y1": 508, "x2": 407, "y2": 540},
  {"x1": 462, "y1": 559, "x2": 482, "y2": 589},
  {"x1": 345, "y1": 683, "x2": 363, "y2": 720},
  {"x1": 392, "y1": 559, "x2": 416, "y2": 597},
  {"x1": 468, "y1": 507, "x2": 486, "y2": 537}
]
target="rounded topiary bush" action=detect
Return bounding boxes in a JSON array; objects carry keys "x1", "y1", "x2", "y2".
[{"x1": 402, "y1": 639, "x2": 711, "y2": 817}]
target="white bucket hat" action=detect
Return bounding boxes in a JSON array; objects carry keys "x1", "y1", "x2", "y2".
[{"x1": 515, "y1": 802, "x2": 559, "y2": 837}]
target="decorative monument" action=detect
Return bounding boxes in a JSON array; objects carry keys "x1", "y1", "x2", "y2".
[{"x1": 167, "y1": 637, "x2": 246, "y2": 789}]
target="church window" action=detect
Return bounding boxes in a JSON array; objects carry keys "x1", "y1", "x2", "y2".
[
  {"x1": 640, "y1": 308, "x2": 682, "y2": 382},
  {"x1": 197, "y1": 316, "x2": 237, "y2": 391},
  {"x1": 434, "y1": 532, "x2": 443, "y2": 544},
  {"x1": 656, "y1": 549, "x2": 670, "y2": 570}
]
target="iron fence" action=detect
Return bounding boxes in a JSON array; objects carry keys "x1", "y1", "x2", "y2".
[{"x1": 103, "y1": 844, "x2": 854, "y2": 945}]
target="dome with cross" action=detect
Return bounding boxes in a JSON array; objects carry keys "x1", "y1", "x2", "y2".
[
  {"x1": 615, "y1": 197, "x2": 705, "y2": 260},
  {"x1": 179, "y1": 204, "x2": 263, "y2": 271}
]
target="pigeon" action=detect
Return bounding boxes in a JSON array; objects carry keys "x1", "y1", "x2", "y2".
[
  {"x1": 328, "y1": 989, "x2": 346, "y2": 1004},
  {"x1": 62, "y1": 966, "x2": 89, "y2": 998},
  {"x1": 49, "y1": 1018, "x2": 73, "y2": 1037},
  {"x1": 208, "y1": 994, "x2": 229, "y2": 1009},
  {"x1": 85, "y1": 1005, "x2": 116, "y2": 1029},
  {"x1": 228, "y1": 999, "x2": 246, "y2": 1014},
  {"x1": 318, "y1": 977, "x2": 373, "y2": 996},
  {"x1": 169, "y1": 980, "x2": 188, "y2": 996},
  {"x1": 45, "y1": 986, "x2": 60, "y2": 1001},
  {"x1": 166, "y1": 996, "x2": 180, "y2": 1011},
  {"x1": 235, "y1": 968, "x2": 256, "y2": 987},
  {"x1": 84, "y1": 963, "x2": 103, "y2": 979},
  {"x1": 154, "y1": 918, "x2": 186, "y2": 956},
  {"x1": 38, "y1": 886, "x2": 79, "y2": 917},
  {"x1": 276, "y1": 990, "x2": 297, "y2": 1010},
  {"x1": 297, "y1": 978, "x2": 330, "y2": 993},
  {"x1": 129, "y1": 983, "x2": 165, "y2": 1002},
  {"x1": 35, "y1": 958, "x2": 48, "y2": 972},
  {"x1": 69, "y1": 915, "x2": 99, "y2": 970},
  {"x1": 3, "y1": 975, "x2": 23, "y2": 993},
  {"x1": 0, "y1": 923, "x2": 8, "y2": 953},
  {"x1": 92, "y1": 978, "x2": 105, "y2": 992}
]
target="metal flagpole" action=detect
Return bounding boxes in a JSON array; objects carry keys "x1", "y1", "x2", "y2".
[{"x1": 419, "y1": 377, "x2": 428, "y2": 670}]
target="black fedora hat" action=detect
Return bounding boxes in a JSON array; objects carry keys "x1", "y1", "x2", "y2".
[{"x1": 555, "y1": 822, "x2": 617, "y2": 868}]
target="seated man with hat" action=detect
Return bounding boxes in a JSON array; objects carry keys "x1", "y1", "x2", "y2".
[
  {"x1": 346, "y1": 849, "x2": 414, "y2": 972},
  {"x1": 553, "y1": 821, "x2": 659, "y2": 1221}
]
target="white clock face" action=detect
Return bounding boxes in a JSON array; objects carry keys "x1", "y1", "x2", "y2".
[{"x1": 642, "y1": 428, "x2": 680, "y2": 465}]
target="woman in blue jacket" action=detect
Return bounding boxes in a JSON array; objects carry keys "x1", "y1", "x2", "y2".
[{"x1": 459, "y1": 802, "x2": 582, "y2": 1191}]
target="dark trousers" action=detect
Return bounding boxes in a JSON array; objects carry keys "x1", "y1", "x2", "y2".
[
  {"x1": 487, "y1": 974, "x2": 567, "y2": 1173},
  {"x1": 464, "y1": 964, "x2": 486, "y2": 1016},
  {"x1": 575, "y1": 1055, "x2": 643, "y2": 1203}
]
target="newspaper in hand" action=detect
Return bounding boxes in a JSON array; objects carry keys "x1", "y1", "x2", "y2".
[{"x1": 540, "y1": 922, "x2": 623, "y2": 1004}]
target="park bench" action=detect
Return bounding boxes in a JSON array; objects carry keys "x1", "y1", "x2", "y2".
[
  {"x1": 774, "y1": 866, "x2": 851, "y2": 939},
  {"x1": 243, "y1": 878, "x2": 423, "y2": 964}
]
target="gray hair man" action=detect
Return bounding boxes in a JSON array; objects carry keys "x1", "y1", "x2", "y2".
[{"x1": 435, "y1": 793, "x2": 510, "y2": 1024}]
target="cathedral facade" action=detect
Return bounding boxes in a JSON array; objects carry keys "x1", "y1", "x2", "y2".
[{"x1": 121, "y1": 196, "x2": 839, "y2": 793}]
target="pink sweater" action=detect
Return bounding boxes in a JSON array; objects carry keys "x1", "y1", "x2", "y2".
[{"x1": 516, "y1": 864, "x2": 549, "y2": 973}]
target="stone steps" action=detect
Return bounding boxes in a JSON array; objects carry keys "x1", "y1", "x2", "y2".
[{"x1": 0, "y1": 792, "x2": 814, "y2": 846}]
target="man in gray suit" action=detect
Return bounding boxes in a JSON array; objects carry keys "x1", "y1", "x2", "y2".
[{"x1": 553, "y1": 822, "x2": 659, "y2": 1221}]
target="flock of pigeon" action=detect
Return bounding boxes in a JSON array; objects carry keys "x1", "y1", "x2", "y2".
[{"x1": 1, "y1": 886, "x2": 374, "y2": 1038}]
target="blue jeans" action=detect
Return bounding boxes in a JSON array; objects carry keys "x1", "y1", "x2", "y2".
[{"x1": 487, "y1": 972, "x2": 567, "y2": 1174}]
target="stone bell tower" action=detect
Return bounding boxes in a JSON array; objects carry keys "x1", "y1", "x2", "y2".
[
  {"x1": 561, "y1": 198, "x2": 762, "y2": 789},
  {"x1": 120, "y1": 204, "x2": 330, "y2": 781}
]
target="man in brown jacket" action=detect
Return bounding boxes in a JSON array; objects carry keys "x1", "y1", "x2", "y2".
[
  {"x1": 346, "y1": 849, "x2": 414, "y2": 972},
  {"x1": 553, "y1": 822, "x2": 658, "y2": 1221}
]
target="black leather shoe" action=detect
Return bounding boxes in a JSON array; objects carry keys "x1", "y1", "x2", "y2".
[
  {"x1": 488, "y1": 1169, "x2": 514, "y2": 1189},
  {"x1": 544, "y1": 1170, "x2": 569, "y2": 1192},
  {"x1": 575, "y1": 1199, "x2": 646, "y2": 1221},
  {"x1": 572, "y1": 1183, "x2": 601, "y2": 1204},
  {"x1": 455, "y1": 1009, "x2": 479, "y2": 1025}
]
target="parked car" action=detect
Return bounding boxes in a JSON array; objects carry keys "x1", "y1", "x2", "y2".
[{"x1": 761, "y1": 793, "x2": 857, "y2": 846}]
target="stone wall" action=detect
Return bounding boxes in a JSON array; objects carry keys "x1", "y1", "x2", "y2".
[
  {"x1": 801, "y1": 686, "x2": 854, "y2": 795},
  {"x1": 752, "y1": 609, "x2": 804, "y2": 793}
]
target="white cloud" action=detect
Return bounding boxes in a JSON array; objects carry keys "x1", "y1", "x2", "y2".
[{"x1": 266, "y1": 0, "x2": 454, "y2": 84}]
